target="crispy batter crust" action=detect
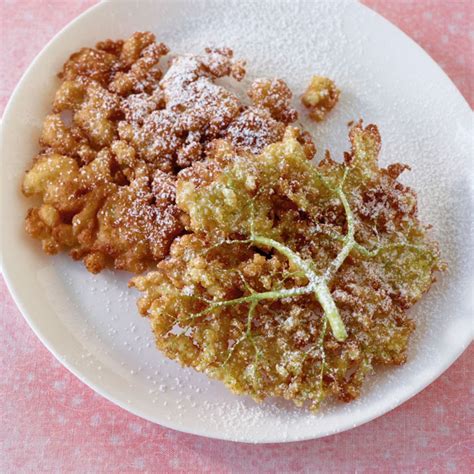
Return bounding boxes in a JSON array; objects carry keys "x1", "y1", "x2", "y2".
[
  {"x1": 23, "y1": 32, "x2": 311, "y2": 273},
  {"x1": 302, "y1": 75, "x2": 340, "y2": 122},
  {"x1": 132, "y1": 123, "x2": 441, "y2": 409}
]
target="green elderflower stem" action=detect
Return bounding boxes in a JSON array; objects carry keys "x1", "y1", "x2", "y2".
[
  {"x1": 252, "y1": 235, "x2": 347, "y2": 342},
  {"x1": 251, "y1": 236, "x2": 316, "y2": 280},
  {"x1": 222, "y1": 300, "x2": 259, "y2": 367},
  {"x1": 314, "y1": 281, "x2": 347, "y2": 341},
  {"x1": 183, "y1": 285, "x2": 312, "y2": 322}
]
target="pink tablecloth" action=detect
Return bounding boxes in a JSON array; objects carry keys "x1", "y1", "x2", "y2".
[{"x1": 1, "y1": 1, "x2": 472, "y2": 472}]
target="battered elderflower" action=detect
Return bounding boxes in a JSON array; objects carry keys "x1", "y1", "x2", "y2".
[{"x1": 132, "y1": 123, "x2": 441, "y2": 410}]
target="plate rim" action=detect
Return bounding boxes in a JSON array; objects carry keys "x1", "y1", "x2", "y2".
[{"x1": 1, "y1": 0, "x2": 472, "y2": 444}]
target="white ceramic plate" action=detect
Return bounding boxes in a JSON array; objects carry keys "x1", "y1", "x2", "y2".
[{"x1": 1, "y1": 0, "x2": 472, "y2": 443}]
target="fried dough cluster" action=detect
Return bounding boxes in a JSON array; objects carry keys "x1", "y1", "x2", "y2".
[
  {"x1": 132, "y1": 123, "x2": 441, "y2": 409},
  {"x1": 302, "y1": 75, "x2": 340, "y2": 122},
  {"x1": 22, "y1": 32, "x2": 310, "y2": 273},
  {"x1": 22, "y1": 32, "x2": 442, "y2": 411}
]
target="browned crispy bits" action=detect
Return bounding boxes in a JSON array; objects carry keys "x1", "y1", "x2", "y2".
[
  {"x1": 22, "y1": 32, "x2": 184, "y2": 273},
  {"x1": 302, "y1": 75, "x2": 340, "y2": 122},
  {"x1": 60, "y1": 47, "x2": 120, "y2": 86},
  {"x1": 225, "y1": 108, "x2": 286, "y2": 154},
  {"x1": 110, "y1": 41, "x2": 169, "y2": 96},
  {"x1": 22, "y1": 31, "x2": 314, "y2": 273},
  {"x1": 248, "y1": 78, "x2": 297, "y2": 123}
]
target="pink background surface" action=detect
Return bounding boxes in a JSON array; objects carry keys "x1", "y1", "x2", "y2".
[{"x1": 1, "y1": 0, "x2": 472, "y2": 472}]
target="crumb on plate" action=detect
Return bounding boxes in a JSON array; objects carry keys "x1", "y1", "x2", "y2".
[{"x1": 302, "y1": 75, "x2": 340, "y2": 122}]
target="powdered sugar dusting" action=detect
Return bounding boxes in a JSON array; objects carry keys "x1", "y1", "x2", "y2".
[{"x1": 3, "y1": 0, "x2": 472, "y2": 443}]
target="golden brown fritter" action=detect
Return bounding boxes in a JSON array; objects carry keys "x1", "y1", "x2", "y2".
[
  {"x1": 22, "y1": 150, "x2": 182, "y2": 273},
  {"x1": 302, "y1": 75, "x2": 340, "y2": 122},
  {"x1": 22, "y1": 32, "x2": 310, "y2": 273},
  {"x1": 132, "y1": 123, "x2": 442, "y2": 410}
]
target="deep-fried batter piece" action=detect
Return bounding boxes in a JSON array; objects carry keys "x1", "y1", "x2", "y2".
[
  {"x1": 119, "y1": 49, "x2": 245, "y2": 171},
  {"x1": 23, "y1": 33, "x2": 180, "y2": 273},
  {"x1": 132, "y1": 123, "x2": 442, "y2": 410},
  {"x1": 302, "y1": 75, "x2": 340, "y2": 122},
  {"x1": 248, "y1": 78, "x2": 297, "y2": 124},
  {"x1": 23, "y1": 150, "x2": 182, "y2": 273},
  {"x1": 22, "y1": 32, "x2": 311, "y2": 273}
]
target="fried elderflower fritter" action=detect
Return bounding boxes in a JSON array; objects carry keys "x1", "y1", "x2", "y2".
[
  {"x1": 22, "y1": 32, "x2": 311, "y2": 273},
  {"x1": 132, "y1": 122, "x2": 442, "y2": 410}
]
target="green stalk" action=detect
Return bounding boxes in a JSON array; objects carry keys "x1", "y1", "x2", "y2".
[
  {"x1": 252, "y1": 235, "x2": 318, "y2": 280},
  {"x1": 324, "y1": 187, "x2": 355, "y2": 280},
  {"x1": 314, "y1": 281, "x2": 347, "y2": 341},
  {"x1": 252, "y1": 235, "x2": 347, "y2": 342},
  {"x1": 185, "y1": 285, "x2": 312, "y2": 322}
]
